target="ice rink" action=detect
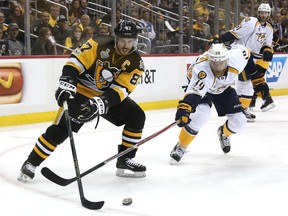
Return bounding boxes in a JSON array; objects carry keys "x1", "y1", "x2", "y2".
[{"x1": 1, "y1": 96, "x2": 288, "y2": 216}]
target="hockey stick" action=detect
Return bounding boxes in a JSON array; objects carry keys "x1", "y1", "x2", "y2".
[
  {"x1": 164, "y1": 20, "x2": 209, "y2": 42},
  {"x1": 62, "y1": 101, "x2": 104, "y2": 210},
  {"x1": 41, "y1": 120, "x2": 178, "y2": 186}
]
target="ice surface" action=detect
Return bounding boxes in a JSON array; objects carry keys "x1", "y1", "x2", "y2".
[{"x1": 0, "y1": 96, "x2": 288, "y2": 216}]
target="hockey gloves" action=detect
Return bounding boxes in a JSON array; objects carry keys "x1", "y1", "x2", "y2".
[
  {"x1": 263, "y1": 47, "x2": 274, "y2": 61},
  {"x1": 55, "y1": 76, "x2": 77, "y2": 107},
  {"x1": 77, "y1": 96, "x2": 109, "y2": 123},
  {"x1": 175, "y1": 100, "x2": 192, "y2": 127}
]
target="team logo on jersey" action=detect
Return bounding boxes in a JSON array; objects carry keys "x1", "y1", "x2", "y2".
[
  {"x1": 198, "y1": 71, "x2": 207, "y2": 79},
  {"x1": 100, "y1": 48, "x2": 110, "y2": 59},
  {"x1": 266, "y1": 57, "x2": 286, "y2": 82},
  {"x1": 256, "y1": 33, "x2": 267, "y2": 43}
]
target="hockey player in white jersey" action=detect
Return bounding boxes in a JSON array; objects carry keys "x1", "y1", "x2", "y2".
[
  {"x1": 213, "y1": 3, "x2": 275, "y2": 118},
  {"x1": 170, "y1": 43, "x2": 250, "y2": 163}
]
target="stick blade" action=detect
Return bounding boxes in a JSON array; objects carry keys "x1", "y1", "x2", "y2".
[
  {"x1": 41, "y1": 167, "x2": 74, "y2": 186},
  {"x1": 82, "y1": 198, "x2": 105, "y2": 210}
]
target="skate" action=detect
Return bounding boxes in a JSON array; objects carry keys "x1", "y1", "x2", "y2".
[
  {"x1": 261, "y1": 96, "x2": 275, "y2": 112},
  {"x1": 17, "y1": 160, "x2": 36, "y2": 183},
  {"x1": 169, "y1": 143, "x2": 187, "y2": 164},
  {"x1": 243, "y1": 108, "x2": 256, "y2": 122},
  {"x1": 217, "y1": 126, "x2": 231, "y2": 153},
  {"x1": 116, "y1": 158, "x2": 146, "y2": 178}
]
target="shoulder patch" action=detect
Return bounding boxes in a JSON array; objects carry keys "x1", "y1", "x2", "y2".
[
  {"x1": 198, "y1": 71, "x2": 207, "y2": 79},
  {"x1": 245, "y1": 17, "x2": 251, "y2": 22}
]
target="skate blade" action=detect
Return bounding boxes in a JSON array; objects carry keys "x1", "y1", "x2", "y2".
[
  {"x1": 17, "y1": 173, "x2": 31, "y2": 183},
  {"x1": 116, "y1": 169, "x2": 146, "y2": 178},
  {"x1": 169, "y1": 158, "x2": 178, "y2": 165},
  {"x1": 247, "y1": 118, "x2": 256, "y2": 123},
  {"x1": 261, "y1": 104, "x2": 276, "y2": 112}
]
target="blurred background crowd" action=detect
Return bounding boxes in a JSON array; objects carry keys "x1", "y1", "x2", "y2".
[{"x1": 0, "y1": 0, "x2": 287, "y2": 56}]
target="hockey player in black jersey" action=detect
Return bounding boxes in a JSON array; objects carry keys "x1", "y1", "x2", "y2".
[{"x1": 18, "y1": 21, "x2": 147, "y2": 182}]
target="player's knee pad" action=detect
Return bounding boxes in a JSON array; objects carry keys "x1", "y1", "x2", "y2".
[
  {"x1": 236, "y1": 80, "x2": 254, "y2": 96},
  {"x1": 125, "y1": 105, "x2": 146, "y2": 130},
  {"x1": 188, "y1": 103, "x2": 211, "y2": 131},
  {"x1": 45, "y1": 124, "x2": 69, "y2": 145},
  {"x1": 227, "y1": 112, "x2": 246, "y2": 133}
]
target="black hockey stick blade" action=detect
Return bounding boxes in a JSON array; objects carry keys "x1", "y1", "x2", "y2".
[
  {"x1": 81, "y1": 197, "x2": 104, "y2": 210},
  {"x1": 41, "y1": 167, "x2": 76, "y2": 186}
]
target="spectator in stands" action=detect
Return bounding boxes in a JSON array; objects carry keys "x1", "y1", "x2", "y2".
[
  {"x1": 0, "y1": 27, "x2": 10, "y2": 55},
  {"x1": 63, "y1": 25, "x2": 82, "y2": 55},
  {"x1": 52, "y1": 15, "x2": 69, "y2": 54},
  {"x1": 49, "y1": 5, "x2": 61, "y2": 28},
  {"x1": 97, "y1": 25, "x2": 110, "y2": 35},
  {"x1": 192, "y1": 15, "x2": 207, "y2": 53},
  {"x1": 140, "y1": 10, "x2": 156, "y2": 42},
  {"x1": 31, "y1": 27, "x2": 56, "y2": 55},
  {"x1": 5, "y1": 3, "x2": 24, "y2": 42},
  {"x1": 78, "y1": 14, "x2": 91, "y2": 31},
  {"x1": 194, "y1": 0, "x2": 210, "y2": 17},
  {"x1": 274, "y1": 12, "x2": 285, "y2": 40},
  {"x1": 80, "y1": 0, "x2": 93, "y2": 19},
  {"x1": 33, "y1": 11, "x2": 52, "y2": 35},
  {"x1": 3, "y1": 23, "x2": 25, "y2": 55},
  {"x1": 0, "y1": 11, "x2": 8, "y2": 38},
  {"x1": 81, "y1": 26, "x2": 94, "y2": 43},
  {"x1": 68, "y1": 0, "x2": 82, "y2": 26}
]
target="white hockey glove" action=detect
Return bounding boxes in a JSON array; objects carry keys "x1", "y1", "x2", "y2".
[
  {"x1": 55, "y1": 75, "x2": 77, "y2": 107},
  {"x1": 77, "y1": 96, "x2": 109, "y2": 123}
]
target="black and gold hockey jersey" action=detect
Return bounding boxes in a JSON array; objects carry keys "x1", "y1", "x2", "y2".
[{"x1": 64, "y1": 35, "x2": 145, "y2": 107}]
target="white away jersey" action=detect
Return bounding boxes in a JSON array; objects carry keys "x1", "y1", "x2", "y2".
[
  {"x1": 229, "y1": 17, "x2": 273, "y2": 54},
  {"x1": 186, "y1": 45, "x2": 250, "y2": 97}
]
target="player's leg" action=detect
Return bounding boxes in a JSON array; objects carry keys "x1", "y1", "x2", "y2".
[
  {"x1": 170, "y1": 98, "x2": 212, "y2": 163},
  {"x1": 213, "y1": 87, "x2": 246, "y2": 153},
  {"x1": 102, "y1": 97, "x2": 146, "y2": 178},
  {"x1": 18, "y1": 94, "x2": 86, "y2": 182}
]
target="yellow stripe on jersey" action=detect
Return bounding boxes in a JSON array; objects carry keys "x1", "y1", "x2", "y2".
[
  {"x1": 228, "y1": 66, "x2": 238, "y2": 75},
  {"x1": 53, "y1": 107, "x2": 64, "y2": 125},
  {"x1": 39, "y1": 135, "x2": 56, "y2": 150},
  {"x1": 112, "y1": 87, "x2": 125, "y2": 101},
  {"x1": 65, "y1": 61, "x2": 82, "y2": 72},
  {"x1": 229, "y1": 30, "x2": 239, "y2": 39},
  {"x1": 251, "y1": 77, "x2": 265, "y2": 85},
  {"x1": 256, "y1": 59, "x2": 269, "y2": 70},
  {"x1": 77, "y1": 83, "x2": 102, "y2": 98}
]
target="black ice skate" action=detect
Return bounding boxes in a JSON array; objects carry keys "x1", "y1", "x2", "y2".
[
  {"x1": 243, "y1": 108, "x2": 256, "y2": 122},
  {"x1": 217, "y1": 126, "x2": 231, "y2": 153},
  {"x1": 261, "y1": 95, "x2": 275, "y2": 112},
  {"x1": 116, "y1": 158, "x2": 146, "y2": 178},
  {"x1": 17, "y1": 160, "x2": 36, "y2": 183},
  {"x1": 169, "y1": 143, "x2": 187, "y2": 164}
]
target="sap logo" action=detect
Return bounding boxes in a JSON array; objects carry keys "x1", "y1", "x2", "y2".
[{"x1": 266, "y1": 57, "x2": 286, "y2": 83}]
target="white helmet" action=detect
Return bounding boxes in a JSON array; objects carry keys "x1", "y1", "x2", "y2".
[
  {"x1": 258, "y1": 3, "x2": 271, "y2": 13},
  {"x1": 208, "y1": 43, "x2": 228, "y2": 62},
  {"x1": 208, "y1": 43, "x2": 228, "y2": 73}
]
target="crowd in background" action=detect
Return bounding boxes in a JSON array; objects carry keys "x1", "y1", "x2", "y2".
[{"x1": 0, "y1": 0, "x2": 288, "y2": 56}]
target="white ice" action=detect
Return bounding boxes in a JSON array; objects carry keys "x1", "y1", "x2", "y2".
[{"x1": 1, "y1": 96, "x2": 288, "y2": 216}]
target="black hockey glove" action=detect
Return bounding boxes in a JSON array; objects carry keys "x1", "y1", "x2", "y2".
[
  {"x1": 77, "y1": 96, "x2": 109, "y2": 123},
  {"x1": 55, "y1": 75, "x2": 77, "y2": 107},
  {"x1": 263, "y1": 47, "x2": 274, "y2": 62},
  {"x1": 175, "y1": 100, "x2": 192, "y2": 127}
]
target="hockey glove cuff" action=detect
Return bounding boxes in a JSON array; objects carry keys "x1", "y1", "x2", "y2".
[
  {"x1": 263, "y1": 47, "x2": 274, "y2": 61},
  {"x1": 175, "y1": 100, "x2": 193, "y2": 127},
  {"x1": 55, "y1": 76, "x2": 77, "y2": 107},
  {"x1": 77, "y1": 96, "x2": 110, "y2": 123}
]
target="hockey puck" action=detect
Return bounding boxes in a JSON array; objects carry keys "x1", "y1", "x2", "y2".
[{"x1": 122, "y1": 198, "x2": 132, "y2": 206}]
